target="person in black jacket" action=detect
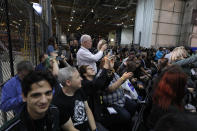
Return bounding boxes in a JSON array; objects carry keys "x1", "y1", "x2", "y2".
[
  {"x1": 0, "y1": 71, "x2": 60, "y2": 131},
  {"x1": 147, "y1": 65, "x2": 187, "y2": 130},
  {"x1": 79, "y1": 59, "x2": 114, "y2": 111}
]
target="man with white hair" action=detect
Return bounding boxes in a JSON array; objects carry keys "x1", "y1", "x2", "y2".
[{"x1": 77, "y1": 34, "x2": 107, "y2": 73}]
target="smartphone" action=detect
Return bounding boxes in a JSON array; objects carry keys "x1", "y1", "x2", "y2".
[
  {"x1": 109, "y1": 49, "x2": 113, "y2": 56},
  {"x1": 108, "y1": 49, "x2": 113, "y2": 60}
]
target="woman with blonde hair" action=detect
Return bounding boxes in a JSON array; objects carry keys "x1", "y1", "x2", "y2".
[
  {"x1": 170, "y1": 46, "x2": 188, "y2": 63},
  {"x1": 170, "y1": 46, "x2": 197, "y2": 91}
]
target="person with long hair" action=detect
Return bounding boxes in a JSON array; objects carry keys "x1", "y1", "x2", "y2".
[
  {"x1": 170, "y1": 46, "x2": 188, "y2": 63},
  {"x1": 147, "y1": 65, "x2": 187, "y2": 129},
  {"x1": 170, "y1": 46, "x2": 197, "y2": 90}
]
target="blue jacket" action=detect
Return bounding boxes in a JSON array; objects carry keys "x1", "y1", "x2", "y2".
[{"x1": 0, "y1": 75, "x2": 24, "y2": 114}]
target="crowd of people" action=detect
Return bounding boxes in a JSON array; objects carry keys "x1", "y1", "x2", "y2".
[{"x1": 1, "y1": 34, "x2": 197, "y2": 131}]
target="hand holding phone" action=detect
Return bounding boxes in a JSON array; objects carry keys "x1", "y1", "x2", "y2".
[{"x1": 108, "y1": 49, "x2": 113, "y2": 60}]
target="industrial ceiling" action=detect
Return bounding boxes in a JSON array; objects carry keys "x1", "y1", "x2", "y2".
[{"x1": 31, "y1": 0, "x2": 137, "y2": 35}]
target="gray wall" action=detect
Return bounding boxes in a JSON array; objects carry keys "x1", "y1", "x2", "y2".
[
  {"x1": 152, "y1": 0, "x2": 185, "y2": 48},
  {"x1": 181, "y1": 0, "x2": 197, "y2": 47}
]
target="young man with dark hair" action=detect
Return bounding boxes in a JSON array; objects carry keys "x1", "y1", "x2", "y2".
[
  {"x1": 0, "y1": 61, "x2": 34, "y2": 114},
  {"x1": 0, "y1": 71, "x2": 60, "y2": 131},
  {"x1": 52, "y1": 66, "x2": 98, "y2": 131}
]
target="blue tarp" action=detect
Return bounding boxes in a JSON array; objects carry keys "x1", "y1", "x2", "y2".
[{"x1": 191, "y1": 47, "x2": 197, "y2": 52}]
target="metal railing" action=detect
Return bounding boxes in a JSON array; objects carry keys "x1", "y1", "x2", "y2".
[{"x1": 0, "y1": 0, "x2": 49, "y2": 127}]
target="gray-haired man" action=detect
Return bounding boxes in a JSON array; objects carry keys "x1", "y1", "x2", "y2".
[
  {"x1": 52, "y1": 66, "x2": 98, "y2": 131},
  {"x1": 77, "y1": 34, "x2": 107, "y2": 73},
  {"x1": 0, "y1": 61, "x2": 34, "y2": 114}
]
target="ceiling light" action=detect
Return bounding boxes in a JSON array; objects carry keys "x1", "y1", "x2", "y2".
[
  {"x1": 80, "y1": 24, "x2": 82, "y2": 27},
  {"x1": 115, "y1": 7, "x2": 118, "y2": 10},
  {"x1": 71, "y1": 16, "x2": 73, "y2": 19},
  {"x1": 69, "y1": 24, "x2": 71, "y2": 27},
  {"x1": 91, "y1": 9, "x2": 94, "y2": 13},
  {"x1": 97, "y1": 19, "x2": 100, "y2": 22},
  {"x1": 68, "y1": 29, "x2": 70, "y2": 31},
  {"x1": 0, "y1": 22, "x2": 5, "y2": 26},
  {"x1": 70, "y1": 19, "x2": 73, "y2": 21},
  {"x1": 19, "y1": 19, "x2": 22, "y2": 22},
  {"x1": 82, "y1": 20, "x2": 85, "y2": 23},
  {"x1": 121, "y1": 22, "x2": 124, "y2": 25},
  {"x1": 12, "y1": 21, "x2": 18, "y2": 24},
  {"x1": 76, "y1": 27, "x2": 80, "y2": 30},
  {"x1": 32, "y1": 3, "x2": 42, "y2": 15},
  {"x1": 110, "y1": 38, "x2": 114, "y2": 42},
  {"x1": 0, "y1": 8, "x2": 3, "y2": 11},
  {"x1": 131, "y1": 18, "x2": 134, "y2": 21},
  {"x1": 72, "y1": 10, "x2": 75, "y2": 13}
]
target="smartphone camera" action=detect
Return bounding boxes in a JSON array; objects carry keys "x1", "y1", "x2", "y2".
[{"x1": 108, "y1": 49, "x2": 113, "y2": 60}]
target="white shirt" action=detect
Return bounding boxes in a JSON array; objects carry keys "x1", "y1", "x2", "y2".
[
  {"x1": 164, "y1": 52, "x2": 172, "y2": 62},
  {"x1": 77, "y1": 46, "x2": 103, "y2": 73}
]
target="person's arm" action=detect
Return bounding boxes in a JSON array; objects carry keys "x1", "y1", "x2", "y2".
[
  {"x1": 94, "y1": 68, "x2": 113, "y2": 91},
  {"x1": 61, "y1": 117, "x2": 79, "y2": 131},
  {"x1": 140, "y1": 67, "x2": 151, "y2": 78},
  {"x1": 175, "y1": 54, "x2": 197, "y2": 66},
  {"x1": 0, "y1": 81, "x2": 23, "y2": 112},
  {"x1": 192, "y1": 61, "x2": 197, "y2": 67},
  {"x1": 79, "y1": 49, "x2": 104, "y2": 62},
  {"x1": 84, "y1": 101, "x2": 97, "y2": 131},
  {"x1": 108, "y1": 72, "x2": 133, "y2": 92},
  {"x1": 79, "y1": 45, "x2": 107, "y2": 62},
  {"x1": 94, "y1": 56, "x2": 115, "y2": 91},
  {"x1": 50, "y1": 58, "x2": 59, "y2": 76}
]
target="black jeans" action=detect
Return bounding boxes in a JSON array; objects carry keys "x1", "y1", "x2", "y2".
[
  {"x1": 103, "y1": 98, "x2": 137, "y2": 131},
  {"x1": 111, "y1": 97, "x2": 137, "y2": 122}
]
